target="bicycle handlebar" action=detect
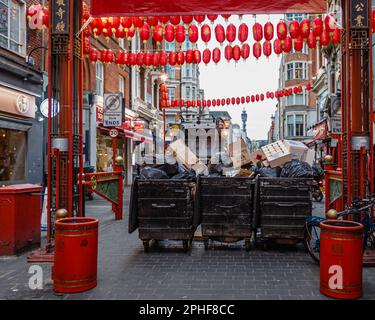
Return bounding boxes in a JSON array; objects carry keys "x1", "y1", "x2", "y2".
[{"x1": 337, "y1": 198, "x2": 375, "y2": 219}]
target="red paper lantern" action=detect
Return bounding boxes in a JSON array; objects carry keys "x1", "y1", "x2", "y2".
[
  {"x1": 182, "y1": 16, "x2": 193, "y2": 25},
  {"x1": 146, "y1": 16, "x2": 158, "y2": 28},
  {"x1": 140, "y1": 23, "x2": 150, "y2": 43},
  {"x1": 241, "y1": 97, "x2": 245, "y2": 104},
  {"x1": 100, "y1": 49, "x2": 107, "y2": 63},
  {"x1": 224, "y1": 45, "x2": 233, "y2": 62},
  {"x1": 128, "y1": 53, "x2": 136, "y2": 66},
  {"x1": 215, "y1": 24, "x2": 226, "y2": 45},
  {"x1": 115, "y1": 51, "x2": 124, "y2": 64},
  {"x1": 232, "y1": 45, "x2": 241, "y2": 62},
  {"x1": 306, "y1": 83, "x2": 312, "y2": 91},
  {"x1": 221, "y1": 99, "x2": 225, "y2": 106},
  {"x1": 216, "y1": 99, "x2": 221, "y2": 106},
  {"x1": 186, "y1": 49, "x2": 194, "y2": 64},
  {"x1": 207, "y1": 15, "x2": 218, "y2": 24},
  {"x1": 325, "y1": 14, "x2": 336, "y2": 33},
  {"x1": 165, "y1": 24, "x2": 175, "y2": 42},
  {"x1": 169, "y1": 52, "x2": 177, "y2": 66},
  {"x1": 144, "y1": 52, "x2": 152, "y2": 66},
  {"x1": 253, "y1": 22, "x2": 263, "y2": 42},
  {"x1": 226, "y1": 24, "x2": 236, "y2": 43},
  {"x1": 263, "y1": 22, "x2": 274, "y2": 42},
  {"x1": 320, "y1": 29, "x2": 329, "y2": 46},
  {"x1": 188, "y1": 25, "x2": 199, "y2": 43},
  {"x1": 238, "y1": 23, "x2": 249, "y2": 43},
  {"x1": 226, "y1": 98, "x2": 231, "y2": 105},
  {"x1": 251, "y1": 95, "x2": 255, "y2": 103},
  {"x1": 282, "y1": 36, "x2": 292, "y2": 53},
  {"x1": 263, "y1": 41, "x2": 272, "y2": 58},
  {"x1": 331, "y1": 28, "x2": 340, "y2": 45},
  {"x1": 194, "y1": 15, "x2": 205, "y2": 25},
  {"x1": 170, "y1": 16, "x2": 181, "y2": 26},
  {"x1": 241, "y1": 43, "x2": 250, "y2": 60},
  {"x1": 312, "y1": 17, "x2": 324, "y2": 39},
  {"x1": 201, "y1": 24, "x2": 211, "y2": 44},
  {"x1": 126, "y1": 26, "x2": 135, "y2": 40},
  {"x1": 202, "y1": 100, "x2": 207, "y2": 107},
  {"x1": 159, "y1": 16, "x2": 170, "y2": 25},
  {"x1": 270, "y1": 92, "x2": 274, "y2": 99},
  {"x1": 89, "y1": 48, "x2": 98, "y2": 63},
  {"x1": 194, "y1": 50, "x2": 202, "y2": 64},
  {"x1": 231, "y1": 97, "x2": 236, "y2": 105},
  {"x1": 115, "y1": 26, "x2": 125, "y2": 39},
  {"x1": 160, "y1": 52, "x2": 168, "y2": 66},
  {"x1": 133, "y1": 17, "x2": 144, "y2": 30},
  {"x1": 136, "y1": 52, "x2": 144, "y2": 66},
  {"x1": 236, "y1": 97, "x2": 241, "y2": 105},
  {"x1": 289, "y1": 20, "x2": 300, "y2": 39},
  {"x1": 153, "y1": 24, "x2": 163, "y2": 43},
  {"x1": 300, "y1": 19, "x2": 311, "y2": 39},
  {"x1": 246, "y1": 96, "x2": 251, "y2": 103},
  {"x1": 293, "y1": 87, "x2": 299, "y2": 94},
  {"x1": 107, "y1": 49, "x2": 114, "y2": 63},
  {"x1": 207, "y1": 99, "x2": 211, "y2": 107},
  {"x1": 197, "y1": 100, "x2": 202, "y2": 107},
  {"x1": 152, "y1": 52, "x2": 160, "y2": 67},
  {"x1": 42, "y1": 7, "x2": 49, "y2": 27},
  {"x1": 260, "y1": 94, "x2": 265, "y2": 101},
  {"x1": 187, "y1": 100, "x2": 192, "y2": 108},
  {"x1": 121, "y1": 17, "x2": 132, "y2": 30},
  {"x1": 256, "y1": 95, "x2": 260, "y2": 102},
  {"x1": 221, "y1": 14, "x2": 231, "y2": 21},
  {"x1": 91, "y1": 18, "x2": 103, "y2": 37},
  {"x1": 109, "y1": 17, "x2": 120, "y2": 35},
  {"x1": 307, "y1": 33, "x2": 317, "y2": 49},
  {"x1": 277, "y1": 21, "x2": 287, "y2": 41},
  {"x1": 102, "y1": 27, "x2": 112, "y2": 40},
  {"x1": 212, "y1": 48, "x2": 221, "y2": 64},
  {"x1": 203, "y1": 48, "x2": 211, "y2": 65},
  {"x1": 177, "y1": 51, "x2": 185, "y2": 65},
  {"x1": 273, "y1": 39, "x2": 282, "y2": 55},
  {"x1": 176, "y1": 25, "x2": 186, "y2": 44},
  {"x1": 253, "y1": 42, "x2": 262, "y2": 59},
  {"x1": 294, "y1": 36, "x2": 304, "y2": 52}
]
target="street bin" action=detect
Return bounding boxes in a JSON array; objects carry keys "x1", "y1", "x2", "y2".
[
  {"x1": 52, "y1": 217, "x2": 99, "y2": 293},
  {"x1": 199, "y1": 177, "x2": 255, "y2": 251},
  {"x1": 320, "y1": 220, "x2": 364, "y2": 300},
  {"x1": 0, "y1": 184, "x2": 43, "y2": 256},
  {"x1": 255, "y1": 177, "x2": 313, "y2": 247}
]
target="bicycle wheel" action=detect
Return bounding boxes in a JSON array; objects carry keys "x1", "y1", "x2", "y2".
[{"x1": 304, "y1": 221, "x2": 321, "y2": 264}]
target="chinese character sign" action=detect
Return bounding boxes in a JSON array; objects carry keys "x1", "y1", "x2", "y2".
[
  {"x1": 52, "y1": 0, "x2": 69, "y2": 34},
  {"x1": 350, "y1": 0, "x2": 369, "y2": 28}
]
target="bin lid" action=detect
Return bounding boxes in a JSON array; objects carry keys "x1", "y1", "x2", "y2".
[{"x1": 0, "y1": 184, "x2": 43, "y2": 194}]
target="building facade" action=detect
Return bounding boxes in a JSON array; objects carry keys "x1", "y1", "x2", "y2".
[
  {"x1": 275, "y1": 13, "x2": 318, "y2": 144},
  {"x1": 0, "y1": 0, "x2": 45, "y2": 186}
]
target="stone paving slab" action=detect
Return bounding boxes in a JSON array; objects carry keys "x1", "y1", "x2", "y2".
[{"x1": 0, "y1": 191, "x2": 374, "y2": 300}]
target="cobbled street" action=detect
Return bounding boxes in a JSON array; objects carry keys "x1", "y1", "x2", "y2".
[{"x1": 1, "y1": 189, "x2": 374, "y2": 300}]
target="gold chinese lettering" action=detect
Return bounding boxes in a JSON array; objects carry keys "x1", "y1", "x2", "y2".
[
  {"x1": 56, "y1": 0, "x2": 65, "y2": 6},
  {"x1": 56, "y1": 7, "x2": 65, "y2": 19},
  {"x1": 355, "y1": 3, "x2": 364, "y2": 12},
  {"x1": 355, "y1": 15, "x2": 365, "y2": 27},
  {"x1": 56, "y1": 21, "x2": 66, "y2": 32}
]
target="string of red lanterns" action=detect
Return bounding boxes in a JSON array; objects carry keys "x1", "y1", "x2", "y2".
[{"x1": 163, "y1": 84, "x2": 312, "y2": 109}]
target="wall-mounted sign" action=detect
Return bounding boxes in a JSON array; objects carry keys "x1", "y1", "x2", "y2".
[
  {"x1": 16, "y1": 95, "x2": 30, "y2": 114},
  {"x1": 350, "y1": 0, "x2": 369, "y2": 28},
  {"x1": 329, "y1": 115, "x2": 342, "y2": 134},
  {"x1": 51, "y1": 0, "x2": 70, "y2": 34},
  {"x1": 103, "y1": 93, "x2": 123, "y2": 127},
  {"x1": 40, "y1": 99, "x2": 60, "y2": 118}
]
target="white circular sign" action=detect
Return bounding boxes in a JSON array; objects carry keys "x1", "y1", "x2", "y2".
[
  {"x1": 109, "y1": 129, "x2": 119, "y2": 138},
  {"x1": 16, "y1": 95, "x2": 30, "y2": 114},
  {"x1": 40, "y1": 99, "x2": 60, "y2": 118}
]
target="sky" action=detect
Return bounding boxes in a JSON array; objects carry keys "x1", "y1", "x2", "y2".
[{"x1": 198, "y1": 14, "x2": 283, "y2": 141}]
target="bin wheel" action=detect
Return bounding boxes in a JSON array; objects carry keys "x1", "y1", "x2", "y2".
[
  {"x1": 183, "y1": 240, "x2": 189, "y2": 253},
  {"x1": 204, "y1": 239, "x2": 209, "y2": 251},
  {"x1": 245, "y1": 239, "x2": 252, "y2": 252},
  {"x1": 143, "y1": 240, "x2": 150, "y2": 253}
]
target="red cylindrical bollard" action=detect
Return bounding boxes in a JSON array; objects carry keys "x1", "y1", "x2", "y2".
[
  {"x1": 320, "y1": 220, "x2": 364, "y2": 299},
  {"x1": 53, "y1": 217, "x2": 99, "y2": 293}
]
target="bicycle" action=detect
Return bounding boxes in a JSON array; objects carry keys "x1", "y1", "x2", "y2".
[{"x1": 304, "y1": 197, "x2": 375, "y2": 264}]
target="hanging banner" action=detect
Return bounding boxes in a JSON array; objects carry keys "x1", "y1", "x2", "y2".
[
  {"x1": 350, "y1": 0, "x2": 369, "y2": 28},
  {"x1": 90, "y1": 0, "x2": 326, "y2": 17},
  {"x1": 51, "y1": 0, "x2": 69, "y2": 34}
]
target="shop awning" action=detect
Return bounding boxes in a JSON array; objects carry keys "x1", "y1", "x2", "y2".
[
  {"x1": 312, "y1": 119, "x2": 329, "y2": 142},
  {"x1": 91, "y1": 0, "x2": 327, "y2": 17}
]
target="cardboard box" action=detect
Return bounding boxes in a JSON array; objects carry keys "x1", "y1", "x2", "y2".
[
  {"x1": 283, "y1": 140, "x2": 308, "y2": 160},
  {"x1": 168, "y1": 139, "x2": 198, "y2": 168},
  {"x1": 303, "y1": 148, "x2": 316, "y2": 166},
  {"x1": 192, "y1": 161, "x2": 209, "y2": 176},
  {"x1": 249, "y1": 149, "x2": 267, "y2": 164},
  {"x1": 261, "y1": 140, "x2": 292, "y2": 168},
  {"x1": 228, "y1": 138, "x2": 252, "y2": 168}
]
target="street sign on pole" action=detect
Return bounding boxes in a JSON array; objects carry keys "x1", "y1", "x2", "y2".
[
  {"x1": 103, "y1": 93, "x2": 123, "y2": 127},
  {"x1": 109, "y1": 128, "x2": 119, "y2": 138}
]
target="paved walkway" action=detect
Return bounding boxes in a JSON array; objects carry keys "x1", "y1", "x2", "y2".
[{"x1": 1, "y1": 189, "x2": 374, "y2": 300}]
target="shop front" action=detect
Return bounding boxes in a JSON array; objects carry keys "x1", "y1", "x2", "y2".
[{"x1": 0, "y1": 85, "x2": 43, "y2": 186}]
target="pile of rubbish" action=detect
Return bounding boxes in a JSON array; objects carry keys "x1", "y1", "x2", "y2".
[{"x1": 137, "y1": 138, "x2": 321, "y2": 180}]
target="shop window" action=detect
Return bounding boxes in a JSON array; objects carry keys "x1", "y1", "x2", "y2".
[
  {"x1": 0, "y1": 0, "x2": 25, "y2": 55},
  {"x1": 287, "y1": 115, "x2": 294, "y2": 137},
  {"x1": 168, "y1": 87, "x2": 175, "y2": 101},
  {"x1": 96, "y1": 135, "x2": 124, "y2": 172},
  {"x1": 0, "y1": 128, "x2": 26, "y2": 183},
  {"x1": 286, "y1": 62, "x2": 307, "y2": 80},
  {"x1": 295, "y1": 115, "x2": 305, "y2": 136}
]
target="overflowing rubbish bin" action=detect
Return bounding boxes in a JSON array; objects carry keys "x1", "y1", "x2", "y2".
[
  {"x1": 130, "y1": 178, "x2": 199, "y2": 252},
  {"x1": 255, "y1": 177, "x2": 313, "y2": 247},
  {"x1": 199, "y1": 177, "x2": 255, "y2": 250},
  {"x1": 320, "y1": 220, "x2": 364, "y2": 299},
  {"x1": 0, "y1": 184, "x2": 43, "y2": 256}
]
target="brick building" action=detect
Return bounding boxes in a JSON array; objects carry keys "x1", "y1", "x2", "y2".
[
  {"x1": 274, "y1": 13, "x2": 318, "y2": 143},
  {"x1": 0, "y1": 0, "x2": 46, "y2": 186}
]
